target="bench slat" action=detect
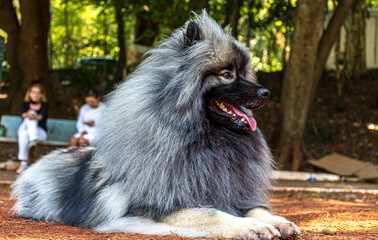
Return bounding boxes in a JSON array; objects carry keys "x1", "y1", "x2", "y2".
[
  {"x1": 0, "y1": 137, "x2": 69, "y2": 146},
  {"x1": 0, "y1": 115, "x2": 76, "y2": 145}
]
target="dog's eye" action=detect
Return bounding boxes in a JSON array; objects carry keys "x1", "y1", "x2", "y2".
[{"x1": 221, "y1": 72, "x2": 233, "y2": 79}]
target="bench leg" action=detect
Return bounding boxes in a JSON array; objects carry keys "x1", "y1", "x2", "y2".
[{"x1": 27, "y1": 143, "x2": 37, "y2": 166}]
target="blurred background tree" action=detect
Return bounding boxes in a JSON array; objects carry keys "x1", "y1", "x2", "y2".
[{"x1": 0, "y1": 0, "x2": 55, "y2": 114}]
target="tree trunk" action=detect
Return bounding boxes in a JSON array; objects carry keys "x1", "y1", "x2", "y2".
[
  {"x1": 277, "y1": 0, "x2": 326, "y2": 170},
  {"x1": 332, "y1": 0, "x2": 342, "y2": 96},
  {"x1": 188, "y1": 0, "x2": 209, "y2": 12},
  {"x1": 310, "y1": 0, "x2": 355, "y2": 102},
  {"x1": 102, "y1": 9, "x2": 109, "y2": 79},
  {"x1": 334, "y1": 30, "x2": 343, "y2": 95},
  {"x1": 230, "y1": 0, "x2": 242, "y2": 38},
  {"x1": 64, "y1": 0, "x2": 71, "y2": 67},
  {"x1": 276, "y1": 0, "x2": 354, "y2": 170},
  {"x1": 282, "y1": 31, "x2": 289, "y2": 70},
  {"x1": 115, "y1": 2, "x2": 126, "y2": 81},
  {"x1": 0, "y1": 0, "x2": 55, "y2": 114},
  {"x1": 343, "y1": 0, "x2": 367, "y2": 80},
  {"x1": 135, "y1": 9, "x2": 158, "y2": 47},
  {"x1": 0, "y1": 0, "x2": 21, "y2": 111},
  {"x1": 267, "y1": 29, "x2": 277, "y2": 68},
  {"x1": 223, "y1": 1, "x2": 231, "y2": 28},
  {"x1": 245, "y1": 0, "x2": 255, "y2": 48}
]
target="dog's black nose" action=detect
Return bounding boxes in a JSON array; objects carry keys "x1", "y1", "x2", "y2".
[{"x1": 258, "y1": 88, "x2": 270, "y2": 99}]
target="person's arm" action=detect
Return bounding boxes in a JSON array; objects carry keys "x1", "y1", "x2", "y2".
[
  {"x1": 20, "y1": 102, "x2": 31, "y2": 119},
  {"x1": 37, "y1": 103, "x2": 49, "y2": 122},
  {"x1": 76, "y1": 106, "x2": 86, "y2": 134},
  {"x1": 93, "y1": 102, "x2": 106, "y2": 127}
]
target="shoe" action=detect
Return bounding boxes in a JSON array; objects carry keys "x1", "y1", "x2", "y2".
[
  {"x1": 0, "y1": 162, "x2": 6, "y2": 169},
  {"x1": 0, "y1": 160, "x2": 19, "y2": 171},
  {"x1": 6, "y1": 160, "x2": 19, "y2": 171},
  {"x1": 16, "y1": 165, "x2": 27, "y2": 174},
  {"x1": 29, "y1": 140, "x2": 38, "y2": 148}
]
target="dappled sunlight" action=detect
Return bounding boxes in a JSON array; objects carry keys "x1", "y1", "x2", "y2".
[
  {"x1": 271, "y1": 196, "x2": 375, "y2": 212},
  {"x1": 367, "y1": 122, "x2": 378, "y2": 131},
  {"x1": 270, "y1": 191, "x2": 378, "y2": 238},
  {"x1": 299, "y1": 211, "x2": 377, "y2": 233}
]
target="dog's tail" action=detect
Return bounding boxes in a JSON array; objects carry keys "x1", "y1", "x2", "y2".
[{"x1": 95, "y1": 216, "x2": 210, "y2": 238}]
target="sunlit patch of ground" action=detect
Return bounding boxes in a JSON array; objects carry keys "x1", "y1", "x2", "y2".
[{"x1": 271, "y1": 191, "x2": 378, "y2": 240}]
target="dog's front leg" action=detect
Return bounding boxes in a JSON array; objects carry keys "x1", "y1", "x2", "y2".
[
  {"x1": 162, "y1": 208, "x2": 281, "y2": 240},
  {"x1": 246, "y1": 207, "x2": 301, "y2": 239}
]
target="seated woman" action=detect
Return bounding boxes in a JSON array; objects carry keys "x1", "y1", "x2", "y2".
[
  {"x1": 70, "y1": 90, "x2": 105, "y2": 147},
  {"x1": 17, "y1": 84, "x2": 49, "y2": 174}
]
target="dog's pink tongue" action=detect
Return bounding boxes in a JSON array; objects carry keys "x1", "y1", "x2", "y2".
[{"x1": 228, "y1": 105, "x2": 257, "y2": 131}]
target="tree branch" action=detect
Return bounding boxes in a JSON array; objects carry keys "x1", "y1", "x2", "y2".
[
  {"x1": 310, "y1": 0, "x2": 354, "y2": 101},
  {"x1": 0, "y1": 0, "x2": 20, "y2": 64},
  {"x1": 0, "y1": 0, "x2": 19, "y2": 33}
]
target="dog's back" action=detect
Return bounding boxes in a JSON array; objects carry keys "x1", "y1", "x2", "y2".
[
  {"x1": 12, "y1": 147, "x2": 105, "y2": 227},
  {"x1": 12, "y1": 146, "x2": 212, "y2": 238}
]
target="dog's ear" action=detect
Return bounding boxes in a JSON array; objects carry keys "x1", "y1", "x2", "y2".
[{"x1": 184, "y1": 21, "x2": 201, "y2": 47}]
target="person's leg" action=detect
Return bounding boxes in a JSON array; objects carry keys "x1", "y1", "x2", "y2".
[
  {"x1": 24, "y1": 116, "x2": 40, "y2": 142},
  {"x1": 83, "y1": 133, "x2": 96, "y2": 146},
  {"x1": 35, "y1": 127, "x2": 47, "y2": 141},
  {"x1": 70, "y1": 137, "x2": 80, "y2": 146},
  {"x1": 27, "y1": 127, "x2": 47, "y2": 166},
  {"x1": 17, "y1": 121, "x2": 30, "y2": 173},
  {"x1": 17, "y1": 120, "x2": 29, "y2": 162},
  {"x1": 79, "y1": 137, "x2": 89, "y2": 146}
]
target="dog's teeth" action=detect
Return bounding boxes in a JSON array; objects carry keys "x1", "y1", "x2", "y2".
[{"x1": 228, "y1": 111, "x2": 232, "y2": 114}]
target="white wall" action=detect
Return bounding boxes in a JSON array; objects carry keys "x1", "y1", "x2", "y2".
[{"x1": 326, "y1": 9, "x2": 378, "y2": 70}]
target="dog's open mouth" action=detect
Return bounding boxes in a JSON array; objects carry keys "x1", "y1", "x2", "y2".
[{"x1": 209, "y1": 100, "x2": 257, "y2": 131}]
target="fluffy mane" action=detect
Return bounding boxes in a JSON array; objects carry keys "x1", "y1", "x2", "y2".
[{"x1": 94, "y1": 11, "x2": 273, "y2": 219}]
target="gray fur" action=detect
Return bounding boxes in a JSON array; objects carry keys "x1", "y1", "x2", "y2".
[{"x1": 12, "y1": 11, "x2": 274, "y2": 237}]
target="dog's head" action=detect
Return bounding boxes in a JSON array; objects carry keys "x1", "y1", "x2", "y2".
[
  {"x1": 103, "y1": 11, "x2": 270, "y2": 137},
  {"x1": 181, "y1": 13, "x2": 270, "y2": 133},
  {"x1": 204, "y1": 71, "x2": 270, "y2": 133}
]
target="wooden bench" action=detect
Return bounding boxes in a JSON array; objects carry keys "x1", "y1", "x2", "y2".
[{"x1": 0, "y1": 115, "x2": 76, "y2": 164}]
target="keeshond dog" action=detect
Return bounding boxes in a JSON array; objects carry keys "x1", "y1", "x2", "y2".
[{"x1": 12, "y1": 12, "x2": 301, "y2": 239}]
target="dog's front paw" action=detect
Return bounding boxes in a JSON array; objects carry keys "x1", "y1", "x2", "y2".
[
  {"x1": 225, "y1": 218, "x2": 281, "y2": 240},
  {"x1": 259, "y1": 215, "x2": 301, "y2": 239}
]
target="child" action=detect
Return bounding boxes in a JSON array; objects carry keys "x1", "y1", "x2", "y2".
[{"x1": 70, "y1": 90, "x2": 106, "y2": 147}]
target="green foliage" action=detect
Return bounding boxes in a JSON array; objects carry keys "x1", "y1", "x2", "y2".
[
  {"x1": 237, "y1": 0, "x2": 296, "y2": 72},
  {"x1": 48, "y1": 0, "x2": 301, "y2": 74},
  {"x1": 366, "y1": 0, "x2": 378, "y2": 8},
  {"x1": 50, "y1": 0, "x2": 134, "y2": 69}
]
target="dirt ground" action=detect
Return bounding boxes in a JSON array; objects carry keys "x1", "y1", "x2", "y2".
[{"x1": 0, "y1": 184, "x2": 376, "y2": 240}]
